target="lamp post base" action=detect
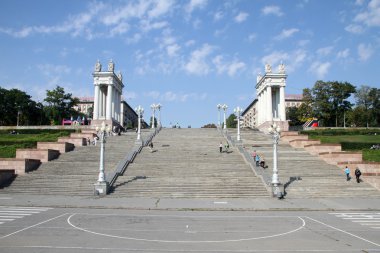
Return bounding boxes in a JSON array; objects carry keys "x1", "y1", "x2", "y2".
[
  {"x1": 135, "y1": 138, "x2": 143, "y2": 146},
  {"x1": 94, "y1": 181, "x2": 109, "y2": 196},
  {"x1": 271, "y1": 183, "x2": 284, "y2": 199}
]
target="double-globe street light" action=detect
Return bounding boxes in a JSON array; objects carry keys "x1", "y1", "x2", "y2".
[
  {"x1": 150, "y1": 103, "x2": 162, "y2": 129},
  {"x1": 135, "y1": 105, "x2": 144, "y2": 142},
  {"x1": 268, "y1": 123, "x2": 283, "y2": 198},
  {"x1": 94, "y1": 121, "x2": 111, "y2": 195},
  {"x1": 234, "y1": 107, "x2": 242, "y2": 141},
  {"x1": 216, "y1": 104, "x2": 222, "y2": 128},
  {"x1": 222, "y1": 104, "x2": 228, "y2": 130},
  {"x1": 156, "y1": 103, "x2": 162, "y2": 127}
]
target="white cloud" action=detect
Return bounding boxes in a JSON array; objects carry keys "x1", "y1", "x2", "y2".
[
  {"x1": 261, "y1": 5, "x2": 284, "y2": 17},
  {"x1": 184, "y1": 44, "x2": 214, "y2": 75},
  {"x1": 261, "y1": 49, "x2": 307, "y2": 73},
  {"x1": 123, "y1": 91, "x2": 137, "y2": 100},
  {"x1": 37, "y1": 64, "x2": 71, "y2": 76},
  {"x1": 144, "y1": 91, "x2": 161, "y2": 99},
  {"x1": 308, "y1": 61, "x2": 331, "y2": 79},
  {"x1": 167, "y1": 43, "x2": 181, "y2": 57},
  {"x1": 212, "y1": 55, "x2": 246, "y2": 77},
  {"x1": 275, "y1": 28, "x2": 299, "y2": 40},
  {"x1": 214, "y1": 11, "x2": 224, "y2": 21},
  {"x1": 110, "y1": 22, "x2": 130, "y2": 36},
  {"x1": 317, "y1": 46, "x2": 334, "y2": 57},
  {"x1": 140, "y1": 20, "x2": 168, "y2": 32},
  {"x1": 354, "y1": 0, "x2": 380, "y2": 27},
  {"x1": 248, "y1": 33, "x2": 257, "y2": 42},
  {"x1": 126, "y1": 33, "x2": 142, "y2": 44},
  {"x1": 298, "y1": 40, "x2": 310, "y2": 47},
  {"x1": 185, "y1": 40, "x2": 196, "y2": 47},
  {"x1": 345, "y1": 24, "x2": 365, "y2": 34},
  {"x1": 358, "y1": 43, "x2": 374, "y2": 61},
  {"x1": 337, "y1": 48, "x2": 350, "y2": 58},
  {"x1": 235, "y1": 12, "x2": 249, "y2": 23},
  {"x1": 148, "y1": 0, "x2": 175, "y2": 18},
  {"x1": 355, "y1": 0, "x2": 365, "y2": 5},
  {"x1": 185, "y1": 0, "x2": 208, "y2": 14}
]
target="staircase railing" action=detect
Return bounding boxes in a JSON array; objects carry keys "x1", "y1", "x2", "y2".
[
  {"x1": 106, "y1": 126, "x2": 162, "y2": 193},
  {"x1": 220, "y1": 129, "x2": 272, "y2": 188}
]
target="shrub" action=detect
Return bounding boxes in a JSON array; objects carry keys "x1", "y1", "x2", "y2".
[{"x1": 341, "y1": 142, "x2": 379, "y2": 150}]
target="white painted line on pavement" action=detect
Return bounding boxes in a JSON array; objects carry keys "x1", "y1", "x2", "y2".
[
  {"x1": 0, "y1": 219, "x2": 14, "y2": 221},
  {"x1": 305, "y1": 216, "x2": 380, "y2": 247},
  {"x1": 67, "y1": 214, "x2": 306, "y2": 243},
  {"x1": 0, "y1": 216, "x2": 22, "y2": 219},
  {"x1": 213, "y1": 201, "x2": 228, "y2": 204},
  {"x1": 0, "y1": 213, "x2": 69, "y2": 239}
]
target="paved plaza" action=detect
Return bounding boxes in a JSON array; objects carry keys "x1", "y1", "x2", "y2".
[
  {"x1": 0, "y1": 205, "x2": 379, "y2": 252},
  {"x1": 1, "y1": 128, "x2": 379, "y2": 252}
]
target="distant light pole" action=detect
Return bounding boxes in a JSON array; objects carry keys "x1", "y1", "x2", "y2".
[
  {"x1": 217, "y1": 104, "x2": 222, "y2": 128},
  {"x1": 156, "y1": 103, "x2": 162, "y2": 127},
  {"x1": 222, "y1": 104, "x2": 228, "y2": 130},
  {"x1": 234, "y1": 107, "x2": 242, "y2": 141},
  {"x1": 17, "y1": 109, "x2": 22, "y2": 127},
  {"x1": 135, "y1": 105, "x2": 144, "y2": 141},
  {"x1": 268, "y1": 123, "x2": 282, "y2": 198},
  {"x1": 94, "y1": 121, "x2": 111, "y2": 196},
  {"x1": 150, "y1": 104, "x2": 157, "y2": 129}
]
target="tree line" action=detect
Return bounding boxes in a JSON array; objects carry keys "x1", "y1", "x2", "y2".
[
  {"x1": 287, "y1": 81, "x2": 380, "y2": 127},
  {"x1": 0, "y1": 85, "x2": 82, "y2": 126}
]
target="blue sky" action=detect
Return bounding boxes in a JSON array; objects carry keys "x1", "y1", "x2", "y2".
[{"x1": 0, "y1": 0, "x2": 379, "y2": 127}]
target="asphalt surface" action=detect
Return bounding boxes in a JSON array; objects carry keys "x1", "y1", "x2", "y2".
[
  {"x1": 0, "y1": 194, "x2": 380, "y2": 252},
  {"x1": 0, "y1": 207, "x2": 379, "y2": 252}
]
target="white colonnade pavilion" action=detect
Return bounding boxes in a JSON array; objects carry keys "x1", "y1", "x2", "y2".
[
  {"x1": 92, "y1": 60, "x2": 124, "y2": 128},
  {"x1": 255, "y1": 63, "x2": 288, "y2": 132}
]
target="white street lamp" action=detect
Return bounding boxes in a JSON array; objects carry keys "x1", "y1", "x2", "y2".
[
  {"x1": 150, "y1": 103, "x2": 157, "y2": 129},
  {"x1": 234, "y1": 107, "x2": 242, "y2": 141},
  {"x1": 135, "y1": 105, "x2": 144, "y2": 141},
  {"x1": 156, "y1": 103, "x2": 162, "y2": 127},
  {"x1": 94, "y1": 121, "x2": 111, "y2": 195},
  {"x1": 216, "y1": 104, "x2": 222, "y2": 128},
  {"x1": 222, "y1": 104, "x2": 228, "y2": 130},
  {"x1": 268, "y1": 123, "x2": 282, "y2": 198}
]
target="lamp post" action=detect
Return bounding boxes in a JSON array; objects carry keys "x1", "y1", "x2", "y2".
[
  {"x1": 135, "y1": 105, "x2": 144, "y2": 141},
  {"x1": 150, "y1": 103, "x2": 157, "y2": 129},
  {"x1": 268, "y1": 123, "x2": 282, "y2": 198},
  {"x1": 156, "y1": 103, "x2": 162, "y2": 127},
  {"x1": 17, "y1": 110, "x2": 21, "y2": 127},
  {"x1": 94, "y1": 121, "x2": 111, "y2": 195},
  {"x1": 222, "y1": 104, "x2": 228, "y2": 130},
  {"x1": 216, "y1": 104, "x2": 222, "y2": 128},
  {"x1": 234, "y1": 107, "x2": 242, "y2": 141}
]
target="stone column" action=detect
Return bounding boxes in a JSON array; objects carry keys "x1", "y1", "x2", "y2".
[
  {"x1": 93, "y1": 85, "x2": 100, "y2": 120},
  {"x1": 280, "y1": 86, "x2": 286, "y2": 121},
  {"x1": 106, "y1": 85, "x2": 113, "y2": 120},
  {"x1": 267, "y1": 86, "x2": 273, "y2": 122}
]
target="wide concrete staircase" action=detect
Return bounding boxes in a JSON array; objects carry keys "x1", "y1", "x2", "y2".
[
  {"x1": 0, "y1": 130, "x2": 152, "y2": 196},
  {"x1": 110, "y1": 128, "x2": 269, "y2": 198},
  {"x1": 229, "y1": 128, "x2": 380, "y2": 198}
]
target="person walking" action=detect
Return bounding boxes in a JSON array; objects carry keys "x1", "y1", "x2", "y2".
[
  {"x1": 255, "y1": 154, "x2": 260, "y2": 167},
  {"x1": 355, "y1": 167, "x2": 362, "y2": 183},
  {"x1": 219, "y1": 142, "x2": 223, "y2": 153},
  {"x1": 344, "y1": 166, "x2": 351, "y2": 181},
  {"x1": 252, "y1": 150, "x2": 257, "y2": 161}
]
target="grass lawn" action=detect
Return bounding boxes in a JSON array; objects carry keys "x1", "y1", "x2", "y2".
[
  {"x1": 0, "y1": 131, "x2": 72, "y2": 158},
  {"x1": 308, "y1": 134, "x2": 380, "y2": 162}
]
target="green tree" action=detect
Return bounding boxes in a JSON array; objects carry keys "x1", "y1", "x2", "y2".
[
  {"x1": 43, "y1": 86, "x2": 79, "y2": 125},
  {"x1": 286, "y1": 107, "x2": 303, "y2": 126},
  {"x1": 310, "y1": 81, "x2": 355, "y2": 127},
  {"x1": 368, "y1": 88, "x2": 380, "y2": 126},
  {"x1": 0, "y1": 87, "x2": 45, "y2": 126},
  {"x1": 226, "y1": 113, "x2": 237, "y2": 128}
]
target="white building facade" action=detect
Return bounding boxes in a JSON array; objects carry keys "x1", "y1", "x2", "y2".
[
  {"x1": 92, "y1": 60, "x2": 124, "y2": 128},
  {"x1": 255, "y1": 63, "x2": 288, "y2": 132}
]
